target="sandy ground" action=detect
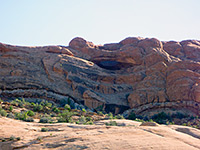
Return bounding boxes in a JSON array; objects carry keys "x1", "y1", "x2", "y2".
[{"x1": 0, "y1": 117, "x2": 200, "y2": 150}]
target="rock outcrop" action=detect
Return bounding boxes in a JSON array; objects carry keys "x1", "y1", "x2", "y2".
[{"x1": 0, "y1": 37, "x2": 200, "y2": 115}]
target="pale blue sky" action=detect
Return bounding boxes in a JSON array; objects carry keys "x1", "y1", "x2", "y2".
[{"x1": 0, "y1": 0, "x2": 199, "y2": 46}]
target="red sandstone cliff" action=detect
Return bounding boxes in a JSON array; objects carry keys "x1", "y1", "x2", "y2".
[{"x1": 0, "y1": 37, "x2": 199, "y2": 116}]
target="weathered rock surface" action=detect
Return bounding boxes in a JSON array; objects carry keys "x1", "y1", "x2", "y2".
[
  {"x1": 0, "y1": 37, "x2": 200, "y2": 115},
  {"x1": 1, "y1": 117, "x2": 200, "y2": 150}
]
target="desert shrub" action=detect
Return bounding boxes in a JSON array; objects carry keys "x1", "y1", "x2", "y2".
[
  {"x1": 9, "y1": 136, "x2": 15, "y2": 141},
  {"x1": 41, "y1": 100, "x2": 52, "y2": 108},
  {"x1": 0, "y1": 109, "x2": 7, "y2": 117},
  {"x1": 37, "y1": 136, "x2": 42, "y2": 141},
  {"x1": 97, "y1": 111, "x2": 103, "y2": 116},
  {"x1": 82, "y1": 108, "x2": 86, "y2": 113},
  {"x1": 64, "y1": 104, "x2": 71, "y2": 111},
  {"x1": 1, "y1": 138, "x2": 6, "y2": 142},
  {"x1": 11, "y1": 100, "x2": 18, "y2": 106},
  {"x1": 15, "y1": 98, "x2": 25, "y2": 108},
  {"x1": 9, "y1": 106, "x2": 13, "y2": 112},
  {"x1": 41, "y1": 128, "x2": 49, "y2": 132},
  {"x1": 86, "y1": 116, "x2": 93, "y2": 122},
  {"x1": 27, "y1": 110, "x2": 35, "y2": 116},
  {"x1": 78, "y1": 116, "x2": 87, "y2": 124},
  {"x1": 50, "y1": 113, "x2": 57, "y2": 117},
  {"x1": 105, "y1": 121, "x2": 118, "y2": 126},
  {"x1": 31, "y1": 102, "x2": 36, "y2": 107},
  {"x1": 57, "y1": 110, "x2": 73, "y2": 123},
  {"x1": 52, "y1": 107, "x2": 60, "y2": 113},
  {"x1": 15, "y1": 112, "x2": 28, "y2": 121},
  {"x1": 106, "y1": 112, "x2": 113, "y2": 119},
  {"x1": 16, "y1": 137, "x2": 20, "y2": 140},
  {"x1": 39, "y1": 116, "x2": 53, "y2": 123},
  {"x1": 182, "y1": 123, "x2": 187, "y2": 126},
  {"x1": 151, "y1": 112, "x2": 172, "y2": 124},
  {"x1": 128, "y1": 112, "x2": 136, "y2": 120},
  {"x1": 135, "y1": 118, "x2": 145, "y2": 122},
  {"x1": 115, "y1": 114, "x2": 124, "y2": 119},
  {"x1": 76, "y1": 116, "x2": 93, "y2": 125},
  {"x1": 87, "y1": 121, "x2": 94, "y2": 125},
  {"x1": 7, "y1": 112, "x2": 15, "y2": 119},
  {"x1": 33, "y1": 103, "x2": 43, "y2": 112},
  {"x1": 14, "y1": 110, "x2": 34, "y2": 122},
  {"x1": 148, "y1": 119, "x2": 155, "y2": 123},
  {"x1": 171, "y1": 112, "x2": 187, "y2": 119},
  {"x1": 25, "y1": 102, "x2": 31, "y2": 107},
  {"x1": 25, "y1": 117, "x2": 34, "y2": 122},
  {"x1": 57, "y1": 117, "x2": 66, "y2": 122}
]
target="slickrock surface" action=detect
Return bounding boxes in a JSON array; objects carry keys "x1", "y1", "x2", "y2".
[
  {"x1": 0, "y1": 117, "x2": 200, "y2": 150},
  {"x1": 0, "y1": 37, "x2": 200, "y2": 115}
]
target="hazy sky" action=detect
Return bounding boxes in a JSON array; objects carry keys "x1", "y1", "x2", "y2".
[{"x1": 0, "y1": 0, "x2": 200, "y2": 46}]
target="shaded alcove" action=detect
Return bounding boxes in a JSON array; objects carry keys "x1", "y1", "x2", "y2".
[{"x1": 93, "y1": 60, "x2": 134, "y2": 70}]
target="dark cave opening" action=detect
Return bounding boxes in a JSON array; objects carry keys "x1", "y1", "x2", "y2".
[{"x1": 94, "y1": 60, "x2": 134, "y2": 70}]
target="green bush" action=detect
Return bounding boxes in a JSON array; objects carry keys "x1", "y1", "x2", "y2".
[
  {"x1": 135, "y1": 118, "x2": 145, "y2": 122},
  {"x1": 97, "y1": 111, "x2": 103, "y2": 116},
  {"x1": 25, "y1": 117, "x2": 34, "y2": 122},
  {"x1": 41, "y1": 128, "x2": 49, "y2": 132},
  {"x1": 0, "y1": 109, "x2": 7, "y2": 117},
  {"x1": 50, "y1": 113, "x2": 57, "y2": 117},
  {"x1": 106, "y1": 112, "x2": 113, "y2": 119},
  {"x1": 52, "y1": 107, "x2": 60, "y2": 113},
  {"x1": 33, "y1": 103, "x2": 43, "y2": 112},
  {"x1": 9, "y1": 136, "x2": 15, "y2": 141},
  {"x1": 9, "y1": 106, "x2": 13, "y2": 112},
  {"x1": 151, "y1": 112, "x2": 172, "y2": 124},
  {"x1": 64, "y1": 104, "x2": 71, "y2": 111},
  {"x1": 87, "y1": 121, "x2": 94, "y2": 125},
  {"x1": 82, "y1": 108, "x2": 86, "y2": 113},
  {"x1": 11, "y1": 100, "x2": 18, "y2": 106},
  {"x1": 31, "y1": 102, "x2": 36, "y2": 107},
  {"x1": 171, "y1": 112, "x2": 187, "y2": 119},
  {"x1": 128, "y1": 112, "x2": 136, "y2": 120},
  {"x1": 41, "y1": 100, "x2": 52, "y2": 108},
  {"x1": 16, "y1": 137, "x2": 21, "y2": 141},
  {"x1": 105, "y1": 121, "x2": 118, "y2": 126},
  {"x1": 14, "y1": 98, "x2": 26, "y2": 108},
  {"x1": 7, "y1": 112, "x2": 15, "y2": 119},
  {"x1": 27, "y1": 110, "x2": 35, "y2": 116},
  {"x1": 57, "y1": 110, "x2": 73, "y2": 123},
  {"x1": 15, "y1": 112, "x2": 28, "y2": 121},
  {"x1": 86, "y1": 116, "x2": 93, "y2": 122},
  {"x1": 45, "y1": 102, "x2": 52, "y2": 108},
  {"x1": 78, "y1": 116, "x2": 87, "y2": 124},
  {"x1": 57, "y1": 117, "x2": 67, "y2": 123},
  {"x1": 39, "y1": 116, "x2": 53, "y2": 123},
  {"x1": 14, "y1": 111, "x2": 34, "y2": 122},
  {"x1": 115, "y1": 114, "x2": 124, "y2": 119}
]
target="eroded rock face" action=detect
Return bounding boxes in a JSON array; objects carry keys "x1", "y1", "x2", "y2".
[{"x1": 0, "y1": 37, "x2": 200, "y2": 115}]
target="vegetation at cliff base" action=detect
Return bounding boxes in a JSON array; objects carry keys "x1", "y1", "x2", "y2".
[{"x1": 0, "y1": 98, "x2": 199, "y2": 129}]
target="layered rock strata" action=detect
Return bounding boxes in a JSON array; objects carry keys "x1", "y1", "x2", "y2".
[{"x1": 0, "y1": 37, "x2": 199, "y2": 115}]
